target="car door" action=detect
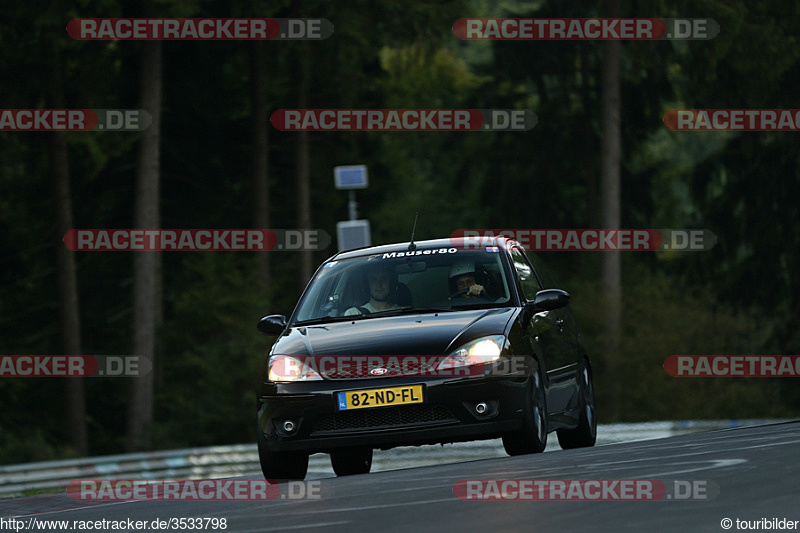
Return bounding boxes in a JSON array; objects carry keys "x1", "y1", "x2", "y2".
[
  {"x1": 526, "y1": 251, "x2": 583, "y2": 361},
  {"x1": 510, "y1": 246, "x2": 575, "y2": 414}
]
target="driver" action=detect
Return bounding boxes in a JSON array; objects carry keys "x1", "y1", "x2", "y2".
[
  {"x1": 345, "y1": 265, "x2": 402, "y2": 315},
  {"x1": 449, "y1": 263, "x2": 488, "y2": 299}
]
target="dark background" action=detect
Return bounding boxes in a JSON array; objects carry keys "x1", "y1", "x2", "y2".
[{"x1": 0, "y1": 0, "x2": 798, "y2": 463}]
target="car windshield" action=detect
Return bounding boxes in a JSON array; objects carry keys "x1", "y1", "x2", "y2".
[{"x1": 293, "y1": 247, "x2": 514, "y2": 323}]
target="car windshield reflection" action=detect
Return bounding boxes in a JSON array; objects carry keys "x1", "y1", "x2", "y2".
[{"x1": 292, "y1": 249, "x2": 514, "y2": 323}]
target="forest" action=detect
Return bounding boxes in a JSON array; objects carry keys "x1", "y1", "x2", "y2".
[{"x1": 0, "y1": 0, "x2": 798, "y2": 464}]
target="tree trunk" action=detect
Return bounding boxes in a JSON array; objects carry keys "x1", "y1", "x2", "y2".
[
  {"x1": 251, "y1": 40, "x2": 271, "y2": 289},
  {"x1": 579, "y1": 45, "x2": 598, "y2": 227},
  {"x1": 600, "y1": 0, "x2": 622, "y2": 418},
  {"x1": 127, "y1": 38, "x2": 162, "y2": 451},
  {"x1": 296, "y1": 54, "x2": 312, "y2": 290},
  {"x1": 51, "y1": 53, "x2": 87, "y2": 455}
]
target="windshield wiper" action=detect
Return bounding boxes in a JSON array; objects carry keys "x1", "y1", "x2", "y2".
[
  {"x1": 293, "y1": 306, "x2": 456, "y2": 325},
  {"x1": 377, "y1": 306, "x2": 455, "y2": 315},
  {"x1": 293, "y1": 314, "x2": 371, "y2": 326}
]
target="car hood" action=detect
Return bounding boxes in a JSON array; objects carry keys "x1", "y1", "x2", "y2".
[{"x1": 272, "y1": 308, "x2": 516, "y2": 356}]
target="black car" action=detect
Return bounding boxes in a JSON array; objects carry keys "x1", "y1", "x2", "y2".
[{"x1": 256, "y1": 237, "x2": 596, "y2": 479}]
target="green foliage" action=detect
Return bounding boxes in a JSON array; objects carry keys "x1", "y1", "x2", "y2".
[
  {"x1": 0, "y1": 0, "x2": 798, "y2": 464},
  {"x1": 571, "y1": 270, "x2": 798, "y2": 422},
  {"x1": 0, "y1": 427, "x2": 69, "y2": 465},
  {"x1": 154, "y1": 253, "x2": 271, "y2": 448}
]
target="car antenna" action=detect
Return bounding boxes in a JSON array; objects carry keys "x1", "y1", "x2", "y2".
[{"x1": 407, "y1": 212, "x2": 419, "y2": 251}]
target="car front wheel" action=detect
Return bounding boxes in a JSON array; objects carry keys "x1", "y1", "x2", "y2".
[
  {"x1": 330, "y1": 447, "x2": 373, "y2": 476},
  {"x1": 258, "y1": 431, "x2": 309, "y2": 481},
  {"x1": 502, "y1": 358, "x2": 548, "y2": 455}
]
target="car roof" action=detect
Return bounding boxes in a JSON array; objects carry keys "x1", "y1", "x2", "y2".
[{"x1": 330, "y1": 236, "x2": 521, "y2": 260}]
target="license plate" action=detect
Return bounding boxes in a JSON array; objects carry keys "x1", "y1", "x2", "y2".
[{"x1": 336, "y1": 385, "x2": 424, "y2": 410}]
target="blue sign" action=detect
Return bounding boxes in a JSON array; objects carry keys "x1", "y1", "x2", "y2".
[{"x1": 334, "y1": 165, "x2": 368, "y2": 189}]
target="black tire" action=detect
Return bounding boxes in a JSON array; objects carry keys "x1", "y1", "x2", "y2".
[
  {"x1": 330, "y1": 447, "x2": 373, "y2": 476},
  {"x1": 502, "y1": 359, "x2": 548, "y2": 456},
  {"x1": 556, "y1": 359, "x2": 597, "y2": 449},
  {"x1": 257, "y1": 431, "x2": 309, "y2": 481}
]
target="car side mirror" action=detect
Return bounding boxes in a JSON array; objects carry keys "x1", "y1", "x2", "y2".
[
  {"x1": 257, "y1": 314, "x2": 287, "y2": 335},
  {"x1": 524, "y1": 289, "x2": 570, "y2": 314}
]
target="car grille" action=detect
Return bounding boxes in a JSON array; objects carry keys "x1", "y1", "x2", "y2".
[
  {"x1": 320, "y1": 358, "x2": 441, "y2": 379},
  {"x1": 313, "y1": 404, "x2": 458, "y2": 433}
]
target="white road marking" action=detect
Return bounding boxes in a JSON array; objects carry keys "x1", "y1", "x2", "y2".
[{"x1": 236, "y1": 521, "x2": 350, "y2": 531}]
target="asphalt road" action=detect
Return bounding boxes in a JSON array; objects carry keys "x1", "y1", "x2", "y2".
[{"x1": 3, "y1": 421, "x2": 799, "y2": 532}]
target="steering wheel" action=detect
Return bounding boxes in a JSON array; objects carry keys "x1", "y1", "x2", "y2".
[
  {"x1": 449, "y1": 289, "x2": 470, "y2": 299},
  {"x1": 450, "y1": 289, "x2": 492, "y2": 301}
]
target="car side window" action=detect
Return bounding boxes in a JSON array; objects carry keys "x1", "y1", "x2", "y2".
[{"x1": 510, "y1": 247, "x2": 542, "y2": 300}]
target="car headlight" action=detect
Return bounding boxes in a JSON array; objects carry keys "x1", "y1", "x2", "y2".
[
  {"x1": 268, "y1": 355, "x2": 323, "y2": 382},
  {"x1": 437, "y1": 335, "x2": 505, "y2": 371}
]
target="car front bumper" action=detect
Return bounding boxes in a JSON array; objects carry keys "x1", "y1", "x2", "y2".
[{"x1": 258, "y1": 374, "x2": 529, "y2": 453}]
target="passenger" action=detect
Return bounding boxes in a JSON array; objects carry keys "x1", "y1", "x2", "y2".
[{"x1": 345, "y1": 265, "x2": 402, "y2": 315}]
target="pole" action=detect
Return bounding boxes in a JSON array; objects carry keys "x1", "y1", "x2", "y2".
[{"x1": 348, "y1": 190, "x2": 358, "y2": 221}]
